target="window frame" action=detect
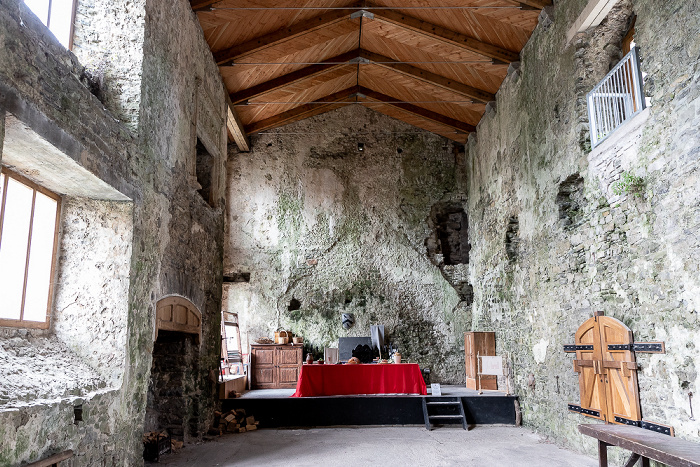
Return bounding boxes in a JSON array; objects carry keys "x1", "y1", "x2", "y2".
[
  {"x1": 0, "y1": 167, "x2": 62, "y2": 329},
  {"x1": 24, "y1": 0, "x2": 78, "y2": 50}
]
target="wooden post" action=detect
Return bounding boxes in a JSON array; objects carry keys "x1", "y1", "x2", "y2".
[{"x1": 598, "y1": 440, "x2": 609, "y2": 467}]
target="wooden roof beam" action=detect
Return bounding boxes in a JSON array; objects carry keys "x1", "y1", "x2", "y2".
[
  {"x1": 190, "y1": 0, "x2": 218, "y2": 12},
  {"x1": 231, "y1": 48, "x2": 494, "y2": 105},
  {"x1": 357, "y1": 86, "x2": 476, "y2": 134},
  {"x1": 368, "y1": 6, "x2": 520, "y2": 64},
  {"x1": 213, "y1": 3, "x2": 362, "y2": 65},
  {"x1": 501, "y1": 0, "x2": 552, "y2": 10},
  {"x1": 244, "y1": 86, "x2": 360, "y2": 134},
  {"x1": 230, "y1": 50, "x2": 360, "y2": 104},
  {"x1": 359, "y1": 50, "x2": 494, "y2": 104},
  {"x1": 225, "y1": 95, "x2": 250, "y2": 151}
]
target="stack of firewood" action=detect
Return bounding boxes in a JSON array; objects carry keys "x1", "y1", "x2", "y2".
[{"x1": 209, "y1": 409, "x2": 259, "y2": 435}]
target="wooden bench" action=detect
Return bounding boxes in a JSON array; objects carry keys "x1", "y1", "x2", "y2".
[
  {"x1": 25, "y1": 450, "x2": 73, "y2": 467},
  {"x1": 579, "y1": 424, "x2": 700, "y2": 467}
]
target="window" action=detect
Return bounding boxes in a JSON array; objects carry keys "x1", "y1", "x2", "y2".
[
  {"x1": 586, "y1": 47, "x2": 646, "y2": 148},
  {"x1": 0, "y1": 169, "x2": 61, "y2": 328},
  {"x1": 23, "y1": 0, "x2": 77, "y2": 49},
  {"x1": 195, "y1": 137, "x2": 215, "y2": 207}
]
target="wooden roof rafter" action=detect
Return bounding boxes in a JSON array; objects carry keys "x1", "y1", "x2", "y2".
[
  {"x1": 244, "y1": 86, "x2": 360, "y2": 134},
  {"x1": 192, "y1": 0, "x2": 546, "y2": 146},
  {"x1": 357, "y1": 86, "x2": 475, "y2": 135},
  {"x1": 231, "y1": 48, "x2": 495, "y2": 105},
  {"x1": 365, "y1": 6, "x2": 520, "y2": 64},
  {"x1": 213, "y1": 3, "x2": 363, "y2": 65},
  {"x1": 212, "y1": 3, "x2": 522, "y2": 66}
]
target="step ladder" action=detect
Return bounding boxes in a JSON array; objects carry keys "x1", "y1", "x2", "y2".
[{"x1": 422, "y1": 396, "x2": 468, "y2": 431}]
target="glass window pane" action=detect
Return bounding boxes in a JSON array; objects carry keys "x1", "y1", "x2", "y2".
[
  {"x1": 0, "y1": 178, "x2": 34, "y2": 320},
  {"x1": 24, "y1": 0, "x2": 50, "y2": 25},
  {"x1": 49, "y1": 0, "x2": 74, "y2": 48},
  {"x1": 23, "y1": 192, "x2": 58, "y2": 322}
]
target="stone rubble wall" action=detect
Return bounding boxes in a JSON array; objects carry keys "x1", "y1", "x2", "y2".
[
  {"x1": 465, "y1": 0, "x2": 700, "y2": 457},
  {"x1": 225, "y1": 105, "x2": 468, "y2": 382},
  {"x1": 0, "y1": 0, "x2": 227, "y2": 463}
]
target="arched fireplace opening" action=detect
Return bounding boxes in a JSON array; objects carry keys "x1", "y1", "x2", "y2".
[{"x1": 145, "y1": 296, "x2": 202, "y2": 442}]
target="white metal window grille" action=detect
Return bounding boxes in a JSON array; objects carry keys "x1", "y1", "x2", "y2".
[{"x1": 587, "y1": 47, "x2": 645, "y2": 148}]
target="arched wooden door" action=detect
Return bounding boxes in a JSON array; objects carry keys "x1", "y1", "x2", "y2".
[{"x1": 573, "y1": 313, "x2": 640, "y2": 424}]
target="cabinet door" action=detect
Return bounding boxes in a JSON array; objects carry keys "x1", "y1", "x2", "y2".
[
  {"x1": 277, "y1": 347, "x2": 301, "y2": 388},
  {"x1": 252, "y1": 347, "x2": 276, "y2": 389}
]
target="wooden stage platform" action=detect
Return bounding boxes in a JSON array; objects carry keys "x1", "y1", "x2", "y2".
[{"x1": 221, "y1": 386, "x2": 518, "y2": 428}]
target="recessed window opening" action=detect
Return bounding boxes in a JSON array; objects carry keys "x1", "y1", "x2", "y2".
[
  {"x1": 23, "y1": 0, "x2": 78, "y2": 49},
  {"x1": 195, "y1": 137, "x2": 214, "y2": 207},
  {"x1": 0, "y1": 168, "x2": 61, "y2": 329}
]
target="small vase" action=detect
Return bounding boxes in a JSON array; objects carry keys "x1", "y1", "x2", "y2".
[{"x1": 306, "y1": 353, "x2": 313, "y2": 364}]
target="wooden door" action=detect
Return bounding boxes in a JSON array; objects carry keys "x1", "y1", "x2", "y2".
[
  {"x1": 574, "y1": 315, "x2": 641, "y2": 424},
  {"x1": 277, "y1": 346, "x2": 301, "y2": 388},
  {"x1": 598, "y1": 317, "x2": 640, "y2": 423},
  {"x1": 574, "y1": 317, "x2": 608, "y2": 421},
  {"x1": 251, "y1": 346, "x2": 276, "y2": 389},
  {"x1": 465, "y1": 332, "x2": 496, "y2": 390}
]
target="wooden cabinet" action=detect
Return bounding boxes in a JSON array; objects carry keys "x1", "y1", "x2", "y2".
[
  {"x1": 250, "y1": 344, "x2": 302, "y2": 389},
  {"x1": 464, "y1": 332, "x2": 497, "y2": 390}
]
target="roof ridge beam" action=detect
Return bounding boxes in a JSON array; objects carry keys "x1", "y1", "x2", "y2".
[
  {"x1": 213, "y1": 2, "x2": 363, "y2": 65},
  {"x1": 245, "y1": 86, "x2": 360, "y2": 134},
  {"x1": 230, "y1": 50, "x2": 361, "y2": 104},
  {"x1": 500, "y1": 0, "x2": 552, "y2": 10},
  {"x1": 357, "y1": 86, "x2": 476, "y2": 134},
  {"x1": 367, "y1": 4, "x2": 519, "y2": 63},
  {"x1": 359, "y1": 50, "x2": 494, "y2": 104}
]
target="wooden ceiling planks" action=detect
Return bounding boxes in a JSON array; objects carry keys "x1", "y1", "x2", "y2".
[
  {"x1": 368, "y1": 0, "x2": 539, "y2": 51},
  {"x1": 221, "y1": 29, "x2": 360, "y2": 93},
  {"x1": 360, "y1": 19, "x2": 506, "y2": 94},
  {"x1": 199, "y1": 0, "x2": 358, "y2": 55},
  {"x1": 236, "y1": 65, "x2": 357, "y2": 123},
  {"x1": 193, "y1": 0, "x2": 545, "y2": 141},
  {"x1": 359, "y1": 101, "x2": 470, "y2": 143},
  {"x1": 359, "y1": 66, "x2": 484, "y2": 125}
]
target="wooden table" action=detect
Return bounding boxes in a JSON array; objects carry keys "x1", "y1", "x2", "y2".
[
  {"x1": 291, "y1": 363, "x2": 427, "y2": 397},
  {"x1": 579, "y1": 424, "x2": 700, "y2": 467}
]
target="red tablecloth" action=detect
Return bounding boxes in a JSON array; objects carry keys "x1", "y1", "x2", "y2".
[{"x1": 291, "y1": 363, "x2": 427, "y2": 397}]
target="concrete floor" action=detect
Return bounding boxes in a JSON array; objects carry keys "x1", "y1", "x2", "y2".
[{"x1": 156, "y1": 426, "x2": 596, "y2": 467}]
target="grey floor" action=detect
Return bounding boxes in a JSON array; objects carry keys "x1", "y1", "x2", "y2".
[{"x1": 156, "y1": 426, "x2": 596, "y2": 467}]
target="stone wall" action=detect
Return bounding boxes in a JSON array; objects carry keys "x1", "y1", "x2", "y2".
[
  {"x1": 465, "y1": 0, "x2": 700, "y2": 458},
  {"x1": 225, "y1": 105, "x2": 468, "y2": 382},
  {"x1": 0, "y1": 0, "x2": 227, "y2": 463}
]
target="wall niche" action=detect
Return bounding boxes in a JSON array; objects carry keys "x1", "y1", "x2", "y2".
[
  {"x1": 557, "y1": 174, "x2": 585, "y2": 229},
  {"x1": 426, "y1": 202, "x2": 470, "y2": 265}
]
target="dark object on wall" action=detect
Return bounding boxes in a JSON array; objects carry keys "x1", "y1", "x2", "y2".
[
  {"x1": 465, "y1": 332, "x2": 496, "y2": 390},
  {"x1": 341, "y1": 313, "x2": 355, "y2": 329},
  {"x1": 504, "y1": 216, "x2": 519, "y2": 262},
  {"x1": 339, "y1": 337, "x2": 372, "y2": 361},
  {"x1": 563, "y1": 311, "x2": 671, "y2": 435},
  {"x1": 352, "y1": 344, "x2": 374, "y2": 363},
  {"x1": 223, "y1": 272, "x2": 251, "y2": 283}
]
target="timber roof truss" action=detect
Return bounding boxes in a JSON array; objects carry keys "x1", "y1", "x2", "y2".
[{"x1": 193, "y1": 0, "x2": 549, "y2": 148}]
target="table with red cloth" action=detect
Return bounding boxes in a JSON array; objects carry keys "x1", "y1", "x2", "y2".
[{"x1": 291, "y1": 363, "x2": 427, "y2": 397}]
